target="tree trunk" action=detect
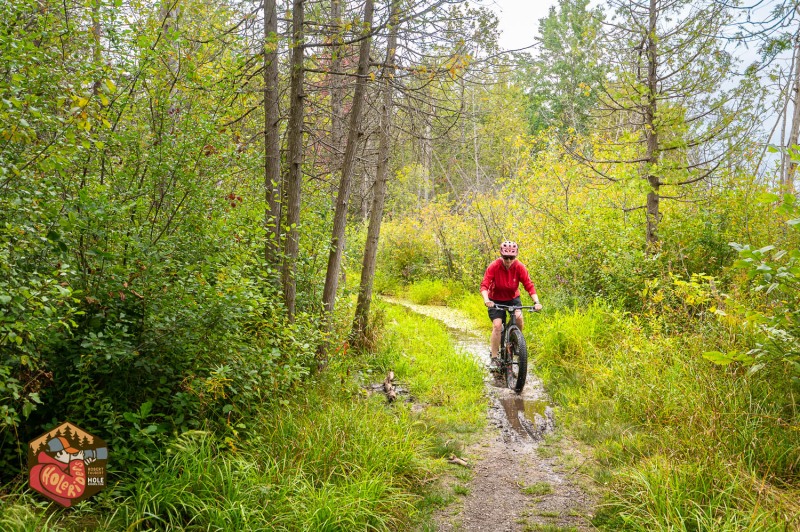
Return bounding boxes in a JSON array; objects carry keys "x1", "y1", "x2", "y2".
[
  {"x1": 321, "y1": 0, "x2": 375, "y2": 319},
  {"x1": 352, "y1": 0, "x2": 399, "y2": 344},
  {"x1": 330, "y1": 0, "x2": 345, "y2": 202},
  {"x1": 644, "y1": 0, "x2": 660, "y2": 246},
  {"x1": 785, "y1": 34, "x2": 800, "y2": 193},
  {"x1": 91, "y1": 0, "x2": 102, "y2": 94},
  {"x1": 282, "y1": 0, "x2": 305, "y2": 320},
  {"x1": 160, "y1": 1, "x2": 180, "y2": 79},
  {"x1": 264, "y1": 0, "x2": 282, "y2": 263}
]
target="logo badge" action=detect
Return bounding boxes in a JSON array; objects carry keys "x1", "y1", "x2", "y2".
[{"x1": 28, "y1": 422, "x2": 108, "y2": 507}]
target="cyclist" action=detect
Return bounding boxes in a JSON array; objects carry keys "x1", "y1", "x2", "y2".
[{"x1": 480, "y1": 241, "x2": 542, "y2": 369}]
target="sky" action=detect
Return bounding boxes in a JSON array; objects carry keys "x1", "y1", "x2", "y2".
[{"x1": 485, "y1": 0, "x2": 561, "y2": 52}]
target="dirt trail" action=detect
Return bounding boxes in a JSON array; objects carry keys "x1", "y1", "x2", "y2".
[{"x1": 388, "y1": 300, "x2": 597, "y2": 531}]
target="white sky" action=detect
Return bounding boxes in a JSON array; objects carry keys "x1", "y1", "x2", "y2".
[{"x1": 485, "y1": 0, "x2": 561, "y2": 52}]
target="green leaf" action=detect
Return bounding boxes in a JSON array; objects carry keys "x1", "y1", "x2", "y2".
[
  {"x1": 139, "y1": 400, "x2": 153, "y2": 418},
  {"x1": 22, "y1": 401, "x2": 37, "y2": 418},
  {"x1": 703, "y1": 351, "x2": 734, "y2": 365}
]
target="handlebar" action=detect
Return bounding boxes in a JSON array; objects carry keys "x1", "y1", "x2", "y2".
[{"x1": 492, "y1": 304, "x2": 541, "y2": 312}]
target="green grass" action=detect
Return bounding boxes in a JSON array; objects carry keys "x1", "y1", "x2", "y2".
[
  {"x1": 521, "y1": 481, "x2": 554, "y2": 496},
  {"x1": 531, "y1": 300, "x2": 800, "y2": 530},
  {"x1": 453, "y1": 483, "x2": 470, "y2": 496},
  {"x1": 451, "y1": 291, "x2": 493, "y2": 332},
  {"x1": 522, "y1": 524, "x2": 578, "y2": 532},
  {"x1": 3, "y1": 394, "x2": 434, "y2": 531}
]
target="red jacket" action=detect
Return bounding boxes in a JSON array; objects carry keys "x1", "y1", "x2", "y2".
[
  {"x1": 29, "y1": 452, "x2": 86, "y2": 507},
  {"x1": 480, "y1": 258, "x2": 536, "y2": 301}
]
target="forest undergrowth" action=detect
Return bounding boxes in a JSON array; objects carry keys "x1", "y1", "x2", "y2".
[
  {"x1": 0, "y1": 302, "x2": 485, "y2": 531},
  {"x1": 533, "y1": 302, "x2": 800, "y2": 530}
]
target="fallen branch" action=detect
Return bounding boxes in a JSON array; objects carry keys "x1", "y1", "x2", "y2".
[
  {"x1": 447, "y1": 454, "x2": 469, "y2": 467},
  {"x1": 383, "y1": 370, "x2": 397, "y2": 402}
]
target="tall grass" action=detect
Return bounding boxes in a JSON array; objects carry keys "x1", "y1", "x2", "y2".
[
  {"x1": 531, "y1": 301, "x2": 800, "y2": 530},
  {"x1": 106, "y1": 393, "x2": 432, "y2": 531}
]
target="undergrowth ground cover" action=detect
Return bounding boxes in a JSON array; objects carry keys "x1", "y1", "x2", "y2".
[
  {"x1": 530, "y1": 302, "x2": 800, "y2": 531},
  {"x1": 0, "y1": 302, "x2": 485, "y2": 531}
]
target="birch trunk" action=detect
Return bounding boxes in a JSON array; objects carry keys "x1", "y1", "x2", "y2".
[{"x1": 785, "y1": 35, "x2": 800, "y2": 193}]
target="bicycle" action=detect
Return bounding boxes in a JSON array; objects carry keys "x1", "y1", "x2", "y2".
[{"x1": 492, "y1": 304, "x2": 539, "y2": 393}]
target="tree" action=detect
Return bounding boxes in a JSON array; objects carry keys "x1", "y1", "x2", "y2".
[
  {"x1": 388, "y1": 1, "x2": 504, "y2": 205},
  {"x1": 718, "y1": 0, "x2": 800, "y2": 189},
  {"x1": 321, "y1": 0, "x2": 375, "y2": 325},
  {"x1": 322, "y1": 0, "x2": 374, "y2": 336},
  {"x1": 352, "y1": 0, "x2": 400, "y2": 343},
  {"x1": 526, "y1": 0, "x2": 606, "y2": 136},
  {"x1": 582, "y1": 0, "x2": 760, "y2": 245},
  {"x1": 264, "y1": 0, "x2": 282, "y2": 261},
  {"x1": 282, "y1": 0, "x2": 306, "y2": 319},
  {"x1": 330, "y1": 0, "x2": 346, "y2": 183}
]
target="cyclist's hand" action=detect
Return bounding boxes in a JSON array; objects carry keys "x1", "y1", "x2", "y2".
[
  {"x1": 484, "y1": 300, "x2": 494, "y2": 308},
  {"x1": 533, "y1": 303, "x2": 543, "y2": 311}
]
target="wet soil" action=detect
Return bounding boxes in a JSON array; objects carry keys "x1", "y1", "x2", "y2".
[{"x1": 385, "y1": 300, "x2": 597, "y2": 531}]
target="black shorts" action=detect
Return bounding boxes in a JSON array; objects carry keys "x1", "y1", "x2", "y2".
[{"x1": 488, "y1": 297, "x2": 521, "y2": 323}]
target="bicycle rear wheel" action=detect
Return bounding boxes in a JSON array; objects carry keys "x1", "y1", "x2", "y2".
[{"x1": 505, "y1": 326, "x2": 528, "y2": 393}]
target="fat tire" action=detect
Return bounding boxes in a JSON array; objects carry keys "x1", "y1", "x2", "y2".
[{"x1": 505, "y1": 326, "x2": 528, "y2": 393}]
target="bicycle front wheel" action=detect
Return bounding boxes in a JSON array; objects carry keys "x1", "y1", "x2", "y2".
[{"x1": 505, "y1": 326, "x2": 528, "y2": 393}]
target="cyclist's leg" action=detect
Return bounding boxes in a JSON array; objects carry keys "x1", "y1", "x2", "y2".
[
  {"x1": 490, "y1": 318, "x2": 503, "y2": 357},
  {"x1": 487, "y1": 302, "x2": 506, "y2": 359},
  {"x1": 508, "y1": 297, "x2": 523, "y2": 331}
]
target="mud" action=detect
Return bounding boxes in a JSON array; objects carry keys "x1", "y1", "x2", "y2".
[{"x1": 384, "y1": 299, "x2": 597, "y2": 531}]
